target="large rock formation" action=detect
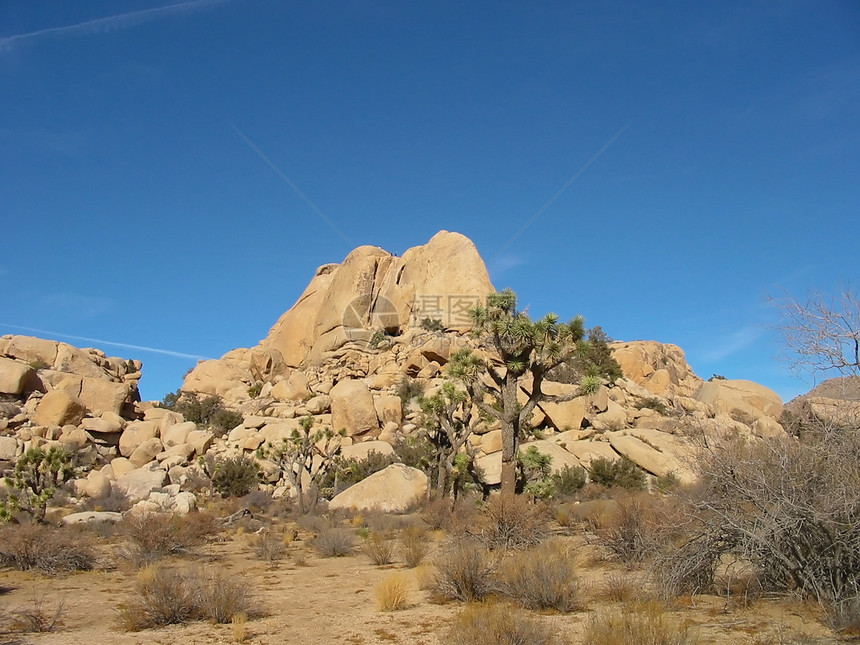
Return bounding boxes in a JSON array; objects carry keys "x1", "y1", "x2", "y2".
[{"x1": 182, "y1": 231, "x2": 494, "y2": 399}]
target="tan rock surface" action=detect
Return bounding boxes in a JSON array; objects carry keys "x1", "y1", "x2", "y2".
[{"x1": 328, "y1": 463, "x2": 427, "y2": 513}]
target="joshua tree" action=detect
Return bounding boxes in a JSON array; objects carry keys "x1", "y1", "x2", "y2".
[
  {"x1": 447, "y1": 289, "x2": 610, "y2": 495},
  {"x1": 0, "y1": 446, "x2": 75, "y2": 523},
  {"x1": 258, "y1": 416, "x2": 345, "y2": 514},
  {"x1": 418, "y1": 381, "x2": 480, "y2": 499}
]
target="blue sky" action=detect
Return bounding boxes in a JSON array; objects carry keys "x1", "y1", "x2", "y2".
[{"x1": 1, "y1": 0, "x2": 858, "y2": 402}]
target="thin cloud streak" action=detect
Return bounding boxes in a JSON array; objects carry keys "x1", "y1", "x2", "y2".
[
  {"x1": 0, "y1": 323, "x2": 212, "y2": 361},
  {"x1": 0, "y1": 0, "x2": 231, "y2": 52},
  {"x1": 702, "y1": 325, "x2": 766, "y2": 362}
]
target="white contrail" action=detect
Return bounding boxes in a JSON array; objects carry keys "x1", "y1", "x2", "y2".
[
  {"x1": 0, "y1": 323, "x2": 212, "y2": 361},
  {"x1": 0, "y1": 0, "x2": 232, "y2": 52},
  {"x1": 490, "y1": 123, "x2": 629, "y2": 263}
]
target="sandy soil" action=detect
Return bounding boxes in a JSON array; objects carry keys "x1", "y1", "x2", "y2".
[{"x1": 0, "y1": 524, "x2": 839, "y2": 645}]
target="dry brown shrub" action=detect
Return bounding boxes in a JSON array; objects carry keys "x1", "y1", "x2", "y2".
[
  {"x1": 399, "y1": 525, "x2": 430, "y2": 568},
  {"x1": 363, "y1": 531, "x2": 396, "y2": 565},
  {"x1": 0, "y1": 524, "x2": 95, "y2": 574},
  {"x1": 467, "y1": 493, "x2": 548, "y2": 550},
  {"x1": 600, "y1": 571, "x2": 641, "y2": 602},
  {"x1": 498, "y1": 540, "x2": 582, "y2": 612},
  {"x1": 118, "y1": 565, "x2": 254, "y2": 631},
  {"x1": 374, "y1": 573, "x2": 410, "y2": 611},
  {"x1": 5, "y1": 588, "x2": 65, "y2": 633},
  {"x1": 251, "y1": 530, "x2": 286, "y2": 563},
  {"x1": 194, "y1": 568, "x2": 253, "y2": 623},
  {"x1": 118, "y1": 566, "x2": 196, "y2": 630},
  {"x1": 447, "y1": 601, "x2": 563, "y2": 645},
  {"x1": 585, "y1": 600, "x2": 697, "y2": 645},
  {"x1": 432, "y1": 541, "x2": 497, "y2": 602},
  {"x1": 119, "y1": 511, "x2": 220, "y2": 567},
  {"x1": 313, "y1": 527, "x2": 355, "y2": 557}
]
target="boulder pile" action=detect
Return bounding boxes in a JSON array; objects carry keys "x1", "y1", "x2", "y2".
[{"x1": 0, "y1": 231, "x2": 792, "y2": 515}]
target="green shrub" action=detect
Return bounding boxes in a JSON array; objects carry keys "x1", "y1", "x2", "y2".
[
  {"x1": 160, "y1": 391, "x2": 242, "y2": 436},
  {"x1": 588, "y1": 457, "x2": 646, "y2": 490},
  {"x1": 518, "y1": 446, "x2": 554, "y2": 500},
  {"x1": 420, "y1": 318, "x2": 445, "y2": 332},
  {"x1": 319, "y1": 450, "x2": 396, "y2": 497},
  {"x1": 396, "y1": 378, "x2": 426, "y2": 403},
  {"x1": 636, "y1": 397, "x2": 669, "y2": 416},
  {"x1": 212, "y1": 455, "x2": 260, "y2": 497},
  {"x1": 551, "y1": 465, "x2": 587, "y2": 498}
]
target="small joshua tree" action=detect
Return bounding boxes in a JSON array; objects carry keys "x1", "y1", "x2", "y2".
[
  {"x1": 258, "y1": 416, "x2": 345, "y2": 514},
  {"x1": 0, "y1": 446, "x2": 76, "y2": 523},
  {"x1": 418, "y1": 381, "x2": 481, "y2": 500}
]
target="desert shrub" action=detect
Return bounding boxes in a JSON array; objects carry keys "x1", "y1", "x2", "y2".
[
  {"x1": 319, "y1": 450, "x2": 397, "y2": 497},
  {"x1": 79, "y1": 488, "x2": 132, "y2": 513},
  {"x1": 0, "y1": 524, "x2": 95, "y2": 574},
  {"x1": 119, "y1": 512, "x2": 219, "y2": 566},
  {"x1": 399, "y1": 526, "x2": 430, "y2": 568},
  {"x1": 545, "y1": 325, "x2": 623, "y2": 385},
  {"x1": 119, "y1": 565, "x2": 254, "y2": 630},
  {"x1": 0, "y1": 445, "x2": 76, "y2": 523},
  {"x1": 313, "y1": 527, "x2": 354, "y2": 557},
  {"x1": 517, "y1": 446, "x2": 555, "y2": 500},
  {"x1": 375, "y1": 572, "x2": 410, "y2": 611},
  {"x1": 468, "y1": 493, "x2": 548, "y2": 550},
  {"x1": 212, "y1": 455, "x2": 260, "y2": 497},
  {"x1": 601, "y1": 571, "x2": 641, "y2": 602},
  {"x1": 421, "y1": 496, "x2": 456, "y2": 530},
  {"x1": 447, "y1": 601, "x2": 562, "y2": 645},
  {"x1": 363, "y1": 531, "x2": 395, "y2": 565},
  {"x1": 658, "y1": 423, "x2": 860, "y2": 609},
  {"x1": 587, "y1": 457, "x2": 646, "y2": 490},
  {"x1": 420, "y1": 317, "x2": 446, "y2": 332},
  {"x1": 396, "y1": 378, "x2": 426, "y2": 403},
  {"x1": 161, "y1": 391, "x2": 243, "y2": 436},
  {"x1": 598, "y1": 493, "x2": 664, "y2": 565},
  {"x1": 584, "y1": 601, "x2": 696, "y2": 645},
  {"x1": 119, "y1": 566, "x2": 197, "y2": 630},
  {"x1": 432, "y1": 542, "x2": 497, "y2": 602},
  {"x1": 194, "y1": 568, "x2": 253, "y2": 624},
  {"x1": 251, "y1": 530, "x2": 286, "y2": 563},
  {"x1": 498, "y1": 540, "x2": 582, "y2": 612},
  {"x1": 5, "y1": 588, "x2": 65, "y2": 633},
  {"x1": 551, "y1": 465, "x2": 587, "y2": 498},
  {"x1": 636, "y1": 397, "x2": 669, "y2": 415},
  {"x1": 393, "y1": 434, "x2": 437, "y2": 476}
]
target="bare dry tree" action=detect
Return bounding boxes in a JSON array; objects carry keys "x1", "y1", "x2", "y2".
[{"x1": 770, "y1": 287, "x2": 860, "y2": 377}]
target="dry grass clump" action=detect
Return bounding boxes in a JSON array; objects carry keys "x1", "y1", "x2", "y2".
[
  {"x1": 600, "y1": 571, "x2": 641, "y2": 602},
  {"x1": 119, "y1": 511, "x2": 220, "y2": 567},
  {"x1": 498, "y1": 540, "x2": 582, "y2": 612},
  {"x1": 467, "y1": 493, "x2": 548, "y2": 550},
  {"x1": 447, "y1": 601, "x2": 563, "y2": 645},
  {"x1": 584, "y1": 600, "x2": 697, "y2": 645},
  {"x1": 363, "y1": 531, "x2": 395, "y2": 565},
  {"x1": 432, "y1": 541, "x2": 497, "y2": 602},
  {"x1": 0, "y1": 524, "x2": 95, "y2": 574},
  {"x1": 399, "y1": 525, "x2": 430, "y2": 568},
  {"x1": 118, "y1": 565, "x2": 254, "y2": 631},
  {"x1": 313, "y1": 527, "x2": 355, "y2": 557},
  {"x1": 374, "y1": 572, "x2": 410, "y2": 611}
]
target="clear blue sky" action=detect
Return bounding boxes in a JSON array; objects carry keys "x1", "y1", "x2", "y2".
[{"x1": 2, "y1": 1, "x2": 858, "y2": 403}]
